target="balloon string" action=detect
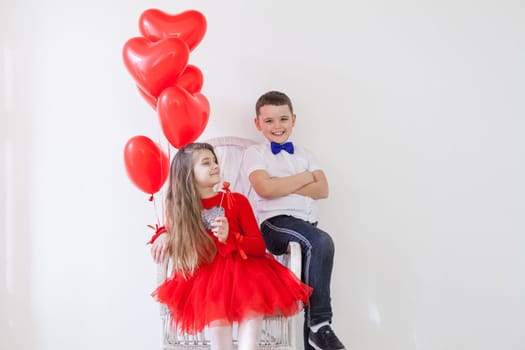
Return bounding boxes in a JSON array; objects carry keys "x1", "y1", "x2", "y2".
[
  {"x1": 162, "y1": 143, "x2": 171, "y2": 225},
  {"x1": 152, "y1": 194, "x2": 162, "y2": 227}
]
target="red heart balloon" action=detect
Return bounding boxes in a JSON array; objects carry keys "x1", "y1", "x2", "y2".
[
  {"x1": 136, "y1": 65, "x2": 203, "y2": 110},
  {"x1": 137, "y1": 85, "x2": 157, "y2": 109},
  {"x1": 177, "y1": 65, "x2": 204, "y2": 94},
  {"x1": 122, "y1": 36, "x2": 189, "y2": 98},
  {"x1": 193, "y1": 92, "x2": 210, "y2": 130},
  {"x1": 157, "y1": 86, "x2": 210, "y2": 148},
  {"x1": 139, "y1": 9, "x2": 207, "y2": 51},
  {"x1": 123, "y1": 135, "x2": 170, "y2": 195}
]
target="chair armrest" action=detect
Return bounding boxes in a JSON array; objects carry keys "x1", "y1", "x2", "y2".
[
  {"x1": 157, "y1": 258, "x2": 168, "y2": 285},
  {"x1": 156, "y1": 258, "x2": 169, "y2": 316},
  {"x1": 288, "y1": 241, "x2": 302, "y2": 279}
]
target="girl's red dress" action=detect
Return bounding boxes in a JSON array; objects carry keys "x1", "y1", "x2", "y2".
[{"x1": 152, "y1": 191, "x2": 312, "y2": 334}]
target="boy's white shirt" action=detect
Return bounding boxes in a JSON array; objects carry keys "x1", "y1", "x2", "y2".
[{"x1": 242, "y1": 139, "x2": 321, "y2": 224}]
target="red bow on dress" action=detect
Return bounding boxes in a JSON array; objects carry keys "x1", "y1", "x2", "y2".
[{"x1": 220, "y1": 182, "x2": 246, "y2": 259}]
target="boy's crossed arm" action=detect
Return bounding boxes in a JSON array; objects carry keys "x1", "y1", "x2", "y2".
[
  {"x1": 294, "y1": 169, "x2": 329, "y2": 199},
  {"x1": 249, "y1": 169, "x2": 329, "y2": 200}
]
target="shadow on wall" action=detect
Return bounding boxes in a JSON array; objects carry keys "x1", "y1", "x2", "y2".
[{"x1": 1, "y1": 45, "x2": 35, "y2": 350}]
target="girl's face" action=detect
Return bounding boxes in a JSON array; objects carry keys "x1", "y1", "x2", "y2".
[{"x1": 193, "y1": 149, "x2": 221, "y2": 190}]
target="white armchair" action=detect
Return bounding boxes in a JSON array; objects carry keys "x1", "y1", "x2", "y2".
[{"x1": 156, "y1": 136, "x2": 302, "y2": 350}]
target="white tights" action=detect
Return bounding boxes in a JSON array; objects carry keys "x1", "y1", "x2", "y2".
[{"x1": 209, "y1": 316, "x2": 263, "y2": 350}]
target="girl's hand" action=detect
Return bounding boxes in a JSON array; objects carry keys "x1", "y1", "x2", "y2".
[
  {"x1": 211, "y1": 217, "x2": 229, "y2": 243},
  {"x1": 151, "y1": 233, "x2": 170, "y2": 264}
]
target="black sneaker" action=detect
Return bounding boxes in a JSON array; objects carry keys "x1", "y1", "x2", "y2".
[{"x1": 308, "y1": 325, "x2": 346, "y2": 350}]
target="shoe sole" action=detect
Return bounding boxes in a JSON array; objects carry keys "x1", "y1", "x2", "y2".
[{"x1": 308, "y1": 339, "x2": 345, "y2": 350}]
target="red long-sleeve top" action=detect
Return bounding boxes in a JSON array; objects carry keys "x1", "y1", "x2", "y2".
[{"x1": 201, "y1": 191, "x2": 266, "y2": 258}]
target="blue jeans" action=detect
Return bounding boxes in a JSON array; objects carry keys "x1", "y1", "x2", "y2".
[{"x1": 261, "y1": 215, "x2": 335, "y2": 348}]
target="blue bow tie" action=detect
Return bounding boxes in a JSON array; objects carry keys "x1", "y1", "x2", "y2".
[{"x1": 271, "y1": 141, "x2": 294, "y2": 155}]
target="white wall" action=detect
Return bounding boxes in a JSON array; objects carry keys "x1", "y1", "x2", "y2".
[{"x1": 1, "y1": 1, "x2": 524, "y2": 349}]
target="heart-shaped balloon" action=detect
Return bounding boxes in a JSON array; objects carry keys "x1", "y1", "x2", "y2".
[
  {"x1": 136, "y1": 65, "x2": 203, "y2": 110},
  {"x1": 137, "y1": 85, "x2": 157, "y2": 109},
  {"x1": 122, "y1": 36, "x2": 189, "y2": 98},
  {"x1": 123, "y1": 135, "x2": 170, "y2": 195},
  {"x1": 177, "y1": 65, "x2": 204, "y2": 94},
  {"x1": 193, "y1": 92, "x2": 210, "y2": 131},
  {"x1": 139, "y1": 9, "x2": 207, "y2": 51},
  {"x1": 157, "y1": 86, "x2": 210, "y2": 148}
]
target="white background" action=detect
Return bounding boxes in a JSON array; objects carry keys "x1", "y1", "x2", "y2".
[{"x1": 1, "y1": 1, "x2": 524, "y2": 349}]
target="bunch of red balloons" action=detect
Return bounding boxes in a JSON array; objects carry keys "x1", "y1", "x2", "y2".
[{"x1": 122, "y1": 9, "x2": 209, "y2": 196}]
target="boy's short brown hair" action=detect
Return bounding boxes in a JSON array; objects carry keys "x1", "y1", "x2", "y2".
[{"x1": 255, "y1": 91, "x2": 294, "y2": 116}]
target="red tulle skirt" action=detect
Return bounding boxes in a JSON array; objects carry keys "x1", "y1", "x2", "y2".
[{"x1": 152, "y1": 252, "x2": 312, "y2": 334}]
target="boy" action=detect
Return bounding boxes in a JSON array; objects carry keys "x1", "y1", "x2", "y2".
[{"x1": 242, "y1": 91, "x2": 346, "y2": 350}]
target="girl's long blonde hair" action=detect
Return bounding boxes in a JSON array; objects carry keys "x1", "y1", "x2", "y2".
[{"x1": 165, "y1": 143, "x2": 217, "y2": 277}]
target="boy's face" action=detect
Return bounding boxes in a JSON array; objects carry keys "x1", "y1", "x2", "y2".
[{"x1": 254, "y1": 104, "x2": 296, "y2": 144}]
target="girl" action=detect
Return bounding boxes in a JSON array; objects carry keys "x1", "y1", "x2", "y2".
[{"x1": 150, "y1": 142, "x2": 312, "y2": 350}]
